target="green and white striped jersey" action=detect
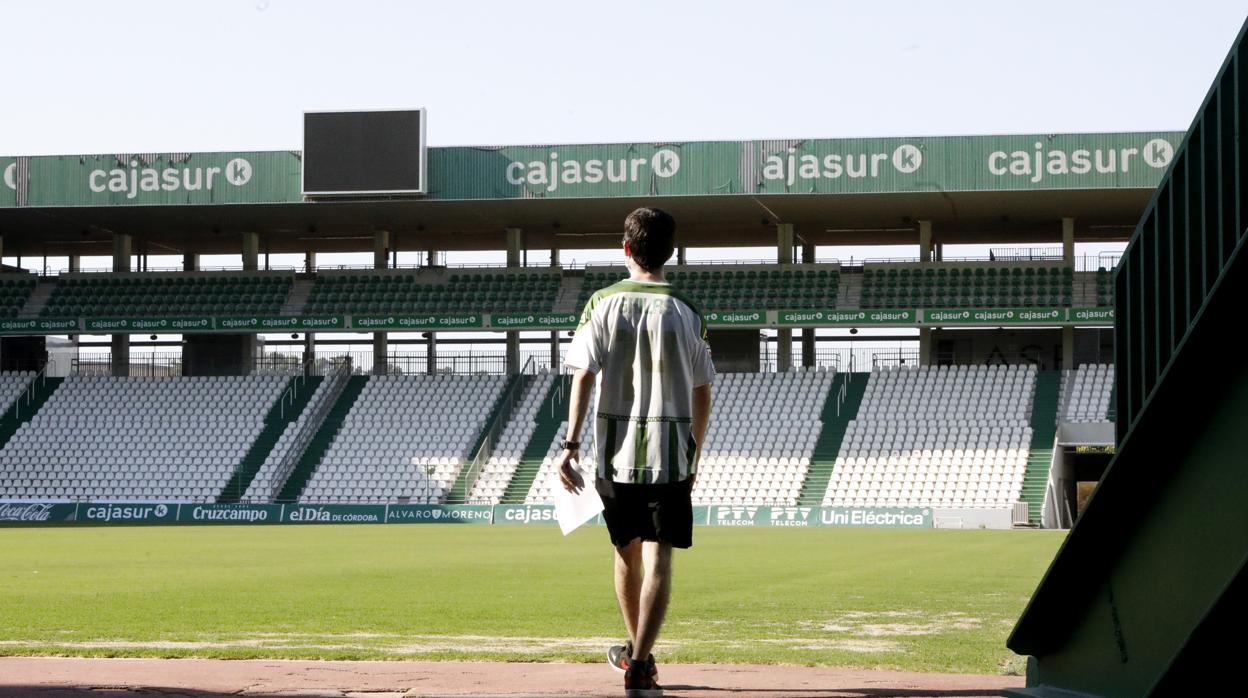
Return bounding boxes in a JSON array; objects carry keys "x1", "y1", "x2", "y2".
[{"x1": 565, "y1": 278, "x2": 715, "y2": 484}]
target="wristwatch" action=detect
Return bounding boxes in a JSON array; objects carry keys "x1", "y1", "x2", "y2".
[{"x1": 560, "y1": 440, "x2": 581, "y2": 451}]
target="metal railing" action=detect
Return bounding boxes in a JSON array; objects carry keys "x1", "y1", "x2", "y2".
[
  {"x1": 276, "y1": 358, "x2": 316, "y2": 421},
  {"x1": 13, "y1": 363, "x2": 49, "y2": 421},
  {"x1": 268, "y1": 357, "x2": 353, "y2": 501},
  {"x1": 459, "y1": 357, "x2": 537, "y2": 503}
]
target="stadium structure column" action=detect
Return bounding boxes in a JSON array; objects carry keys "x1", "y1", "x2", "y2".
[
  {"x1": 505, "y1": 228, "x2": 523, "y2": 375},
  {"x1": 918, "y1": 221, "x2": 934, "y2": 366},
  {"x1": 1062, "y1": 326, "x2": 1075, "y2": 370},
  {"x1": 110, "y1": 233, "x2": 132, "y2": 377},
  {"x1": 550, "y1": 245, "x2": 561, "y2": 369},
  {"x1": 67, "y1": 255, "x2": 80, "y2": 273},
  {"x1": 1062, "y1": 217, "x2": 1075, "y2": 263},
  {"x1": 182, "y1": 253, "x2": 199, "y2": 272},
  {"x1": 241, "y1": 232, "x2": 259, "y2": 271},
  {"x1": 372, "y1": 230, "x2": 390, "y2": 376},
  {"x1": 919, "y1": 220, "x2": 933, "y2": 263},
  {"x1": 776, "y1": 224, "x2": 795, "y2": 372},
  {"x1": 801, "y1": 242, "x2": 816, "y2": 367},
  {"x1": 426, "y1": 332, "x2": 437, "y2": 375},
  {"x1": 304, "y1": 250, "x2": 316, "y2": 273},
  {"x1": 677, "y1": 246, "x2": 686, "y2": 265}
]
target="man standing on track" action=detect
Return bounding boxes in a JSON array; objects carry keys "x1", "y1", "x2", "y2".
[{"x1": 557, "y1": 207, "x2": 714, "y2": 698}]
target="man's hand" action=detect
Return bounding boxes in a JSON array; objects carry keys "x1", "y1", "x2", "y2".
[{"x1": 556, "y1": 449, "x2": 586, "y2": 493}]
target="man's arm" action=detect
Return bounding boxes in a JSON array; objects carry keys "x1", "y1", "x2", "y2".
[
  {"x1": 690, "y1": 383, "x2": 712, "y2": 484},
  {"x1": 557, "y1": 367, "x2": 597, "y2": 492}
]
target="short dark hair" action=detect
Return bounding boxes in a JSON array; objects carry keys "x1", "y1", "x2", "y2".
[{"x1": 623, "y1": 207, "x2": 676, "y2": 273}]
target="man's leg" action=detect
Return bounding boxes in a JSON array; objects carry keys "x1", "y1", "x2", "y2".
[
  {"x1": 632, "y1": 540, "x2": 673, "y2": 661},
  {"x1": 614, "y1": 538, "x2": 643, "y2": 647}
]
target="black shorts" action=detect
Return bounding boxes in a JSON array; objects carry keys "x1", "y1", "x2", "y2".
[{"x1": 595, "y1": 477, "x2": 694, "y2": 549}]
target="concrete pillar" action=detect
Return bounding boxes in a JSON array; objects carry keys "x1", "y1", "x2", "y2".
[
  {"x1": 1062, "y1": 325, "x2": 1075, "y2": 371},
  {"x1": 504, "y1": 228, "x2": 523, "y2": 375},
  {"x1": 919, "y1": 220, "x2": 933, "y2": 264},
  {"x1": 426, "y1": 332, "x2": 437, "y2": 375},
  {"x1": 372, "y1": 230, "x2": 390, "y2": 375},
  {"x1": 1062, "y1": 217, "x2": 1075, "y2": 264},
  {"x1": 68, "y1": 255, "x2": 80, "y2": 273},
  {"x1": 919, "y1": 327, "x2": 932, "y2": 366},
  {"x1": 111, "y1": 233, "x2": 132, "y2": 377},
  {"x1": 550, "y1": 245, "x2": 560, "y2": 268},
  {"x1": 373, "y1": 230, "x2": 391, "y2": 269},
  {"x1": 505, "y1": 227, "x2": 523, "y2": 267},
  {"x1": 775, "y1": 223, "x2": 795, "y2": 371},
  {"x1": 801, "y1": 242, "x2": 816, "y2": 367},
  {"x1": 372, "y1": 331, "x2": 389, "y2": 376},
  {"x1": 304, "y1": 250, "x2": 317, "y2": 273},
  {"x1": 182, "y1": 253, "x2": 199, "y2": 272},
  {"x1": 550, "y1": 332, "x2": 561, "y2": 372},
  {"x1": 776, "y1": 223, "x2": 795, "y2": 264},
  {"x1": 241, "y1": 232, "x2": 259, "y2": 271},
  {"x1": 302, "y1": 332, "x2": 315, "y2": 375},
  {"x1": 677, "y1": 246, "x2": 687, "y2": 265},
  {"x1": 428, "y1": 250, "x2": 444, "y2": 267}
]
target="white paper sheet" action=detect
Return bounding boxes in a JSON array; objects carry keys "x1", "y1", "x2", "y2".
[{"x1": 552, "y1": 465, "x2": 604, "y2": 536}]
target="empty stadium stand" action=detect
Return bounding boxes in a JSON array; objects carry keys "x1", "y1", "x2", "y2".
[
  {"x1": 822, "y1": 365, "x2": 1036, "y2": 509},
  {"x1": 0, "y1": 376, "x2": 285, "y2": 501},
  {"x1": 304, "y1": 268, "x2": 561, "y2": 315},
  {"x1": 240, "y1": 378, "x2": 332, "y2": 503},
  {"x1": 40, "y1": 272, "x2": 294, "y2": 317},
  {"x1": 465, "y1": 374, "x2": 556, "y2": 504},
  {"x1": 576, "y1": 264, "x2": 841, "y2": 311},
  {"x1": 525, "y1": 414, "x2": 598, "y2": 505},
  {"x1": 296, "y1": 375, "x2": 507, "y2": 504},
  {"x1": 0, "y1": 275, "x2": 37, "y2": 317},
  {"x1": 220, "y1": 376, "x2": 325, "y2": 503},
  {"x1": 859, "y1": 263, "x2": 1073, "y2": 309},
  {"x1": 1060, "y1": 364, "x2": 1114, "y2": 422}
]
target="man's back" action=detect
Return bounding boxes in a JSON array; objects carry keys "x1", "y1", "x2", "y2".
[{"x1": 568, "y1": 278, "x2": 713, "y2": 485}]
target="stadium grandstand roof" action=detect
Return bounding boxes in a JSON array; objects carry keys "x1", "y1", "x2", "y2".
[{"x1": 0, "y1": 131, "x2": 1180, "y2": 256}]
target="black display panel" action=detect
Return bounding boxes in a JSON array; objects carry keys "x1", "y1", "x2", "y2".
[{"x1": 302, "y1": 109, "x2": 426, "y2": 195}]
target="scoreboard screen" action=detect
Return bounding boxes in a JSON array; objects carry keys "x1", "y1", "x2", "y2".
[{"x1": 302, "y1": 109, "x2": 426, "y2": 196}]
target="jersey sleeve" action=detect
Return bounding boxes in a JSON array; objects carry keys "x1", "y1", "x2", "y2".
[
  {"x1": 690, "y1": 314, "x2": 715, "y2": 388},
  {"x1": 565, "y1": 297, "x2": 605, "y2": 373}
]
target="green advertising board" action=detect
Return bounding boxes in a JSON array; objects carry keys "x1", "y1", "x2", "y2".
[
  {"x1": 1069, "y1": 307, "x2": 1115, "y2": 323},
  {"x1": 708, "y1": 505, "x2": 932, "y2": 527},
  {"x1": 0, "y1": 133, "x2": 1180, "y2": 208},
  {"x1": 0, "y1": 502, "x2": 79, "y2": 523},
  {"x1": 176, "y1": 503, "x2": 283, "y2": 523},
  {"x1": 921, "y1": 308, "x2": 1066, "y2": 325},
  {"x1": 0, "y1": 318, "x2": 79, "y2": 334},
  {"x1": 84, "y1": 317, "x2": 214, "y2": 333},
  {"x1": 705, "y1": 310, "x2": 766, "y2": 326},
  {"x1": 489, "y1": 312, "x2": 578, "y2": 330},
  {"x1": 216, "y1": 315, "x2": 347, "y2": 331},
  {"x1": 385, "y1": 504, "x2": 494, "y2": 524},
  {"x1": 1, "y1": 502, "x2": 931, "y2": 527},
  {"x1": 778, "y1": 309, "x2": 916, "y2": 326},
  {"x1": 281, "y1": 504, "x2": 387, "y2": 524},
  {"x1": 352, "y1": 314, "x2": 484, "y2": 331}
]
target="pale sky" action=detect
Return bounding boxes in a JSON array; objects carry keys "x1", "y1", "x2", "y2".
[{"x1": 5, "y1": 1, "x2": 1244, "y2": 361}]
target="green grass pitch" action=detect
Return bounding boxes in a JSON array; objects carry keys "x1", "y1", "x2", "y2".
[{"x1": 0, "y1": 524, "x2": 1062, "y2": 674}]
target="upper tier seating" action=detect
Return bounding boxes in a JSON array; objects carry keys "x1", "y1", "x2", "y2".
[
  {"x1": 304, "y1": 269, "x2": 561, "y2": 315},
  {"x1": 0, "y1": 376, "x2": 285, "y2": 501},
  {"x1": 577, "y1": 264, "x2": 840, "y2": 312},
  {"x1": 823, "y1": 364, "x2": 1036, "y2": 509},
  {"x1": 41, "y1": 273, "x2": 293, "y2": 317},
  {"x1": 860, "y1": 264, "x2": 1074, "y2": 309},
  {"x1": 0, "y1": 276, "x2": 37, "y2": 318},
  {"x1": 1062, "y1": 364, "x2": 1114, "y2": 422},
  {"x1": 468, "y1": 374, "x2": 555, "y2": 504},
  {"x1": 299, "y1": 375, "x2": 506, "y2": 504}
]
